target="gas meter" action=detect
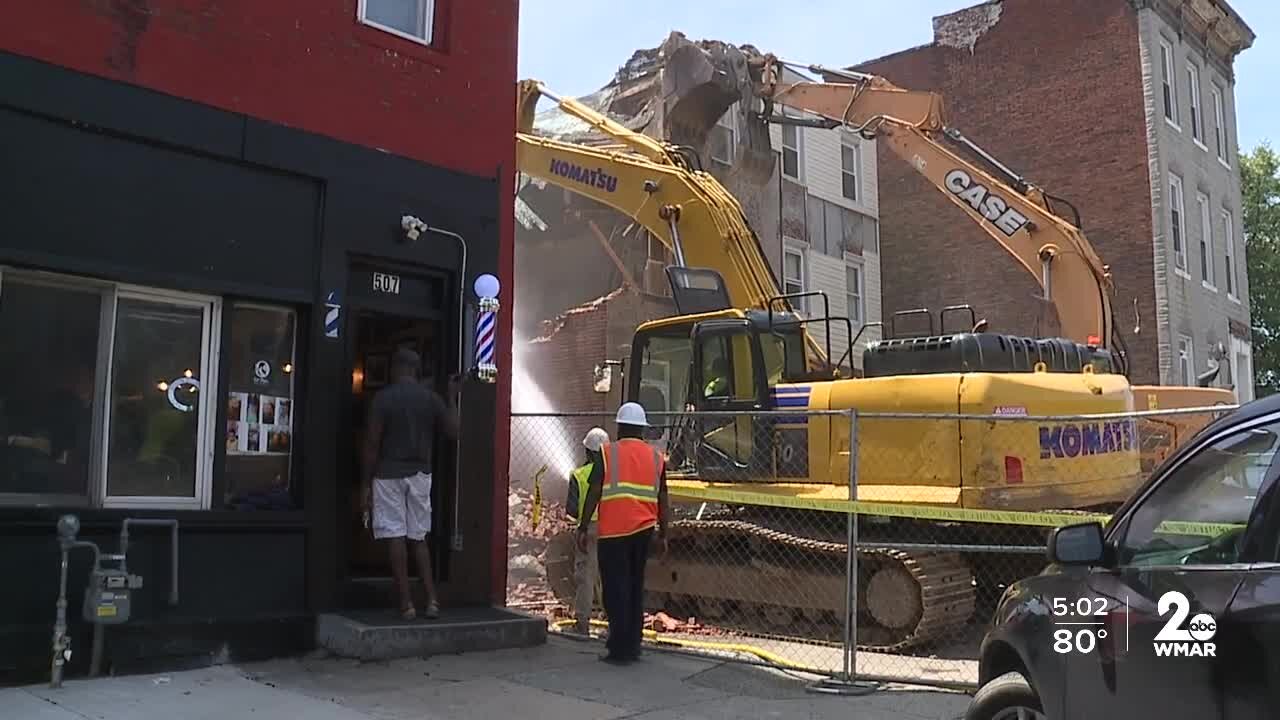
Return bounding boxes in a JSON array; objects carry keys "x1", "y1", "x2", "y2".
[{"x1": 82, "y1": 568, "x2": 144, "y2": 624}]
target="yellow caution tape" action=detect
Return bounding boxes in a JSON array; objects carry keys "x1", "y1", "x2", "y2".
[
  {"x1": 668, "y1": 481, "x2": 1242, "y2": 538},
  {"x1": 532, "y1": 464, "x2": 546, "y2": 530}
]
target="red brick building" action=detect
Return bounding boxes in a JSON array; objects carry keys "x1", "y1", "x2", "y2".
[
  {"x1": 0, "y1": 0, "x2": 517, "y2": 680},
  {"x1": 855, "y1": 0, "x2": 1253, "y2": 390}
]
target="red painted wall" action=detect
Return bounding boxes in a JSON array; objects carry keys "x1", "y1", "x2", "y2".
[{"x1": 1, "y1": 0, "x2": 517, "y2": 603}]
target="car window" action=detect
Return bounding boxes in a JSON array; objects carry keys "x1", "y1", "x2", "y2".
[{"x1": 1117, "y1": 419, "x2": 1280, "y2": 567}]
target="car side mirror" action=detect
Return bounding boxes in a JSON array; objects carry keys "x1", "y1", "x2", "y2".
[{"x1": 1048, "y1": 522, "x2": 1106, "y2": 566}]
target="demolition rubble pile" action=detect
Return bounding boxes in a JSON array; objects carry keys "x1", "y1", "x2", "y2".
[
  {"x1": 506, "y1": 487, "x2": 729, "y2": 638},
  {"x1": 506, "y1": 488, "x2": 571, "y2": 614}
]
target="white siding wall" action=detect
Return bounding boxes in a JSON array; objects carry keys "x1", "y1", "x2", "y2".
[
  {"x1": 805, "y1": 250, "x2": 849, "y2": 356},
  {"x1": 761, "y1": 81, "x2": 884, "y2": 371},
  {"x1": 803, "y1": 129, "x2": 879, "y2": 218}
]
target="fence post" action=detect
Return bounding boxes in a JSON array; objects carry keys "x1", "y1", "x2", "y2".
[
  {"x1": 845, "y1": 408, "x2": 858, "y2": 681},
  {"x1": 808, "y1": 409, "x2": 876, "y2": 696}
]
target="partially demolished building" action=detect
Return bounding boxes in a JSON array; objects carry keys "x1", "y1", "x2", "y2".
[{"x1": 515, "y1": 33, "x2": 883, "y2": 414}]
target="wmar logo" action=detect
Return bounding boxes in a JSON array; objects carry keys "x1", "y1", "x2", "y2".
[{"x1": 1153, "y1": 590, "x2": 1217, "y2": 657}]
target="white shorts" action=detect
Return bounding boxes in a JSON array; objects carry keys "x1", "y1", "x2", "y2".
[{"x1": 372, "y1": 472, "x2": 433, "y2": 541}]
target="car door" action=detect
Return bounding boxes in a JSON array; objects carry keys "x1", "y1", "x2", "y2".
[
  {"x1": 1066, "y1": 413, "x2": 1280, "y2": 719},
  {"x1": 1219, "y1": 454, "x2": 1280, "y2": 720}
]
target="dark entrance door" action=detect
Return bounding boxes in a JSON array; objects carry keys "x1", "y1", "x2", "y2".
[{"x1": 339, "y1": 261, "x2": 456, "y2": 607}]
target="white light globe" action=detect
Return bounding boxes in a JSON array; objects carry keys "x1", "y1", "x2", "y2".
[{"x1": 474, "y1": 273, "x2": 500, "y2": 298}]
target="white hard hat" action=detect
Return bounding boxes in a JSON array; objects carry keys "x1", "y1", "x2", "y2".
[
  {"x1": 583, "y1": 427, "x2": 609, "y2": 452},
  {"x1": 616, "y1": 402, "x2": 648, "y2": 427}
]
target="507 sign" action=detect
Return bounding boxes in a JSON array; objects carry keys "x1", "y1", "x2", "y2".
[{"x1": 372, "y1": 272, "x2": 401, "y2": 295}]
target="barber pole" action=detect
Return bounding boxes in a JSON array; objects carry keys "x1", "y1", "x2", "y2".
[
  {"x1": 472, "y1": 273, "x2": 500, "y2": 383},
  {"x1": 475, "y1": 296, "x2": 498, "y2": 382}
]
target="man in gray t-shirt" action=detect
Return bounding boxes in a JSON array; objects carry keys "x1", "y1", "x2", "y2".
[{"x1": 362, "y1": 347, "x2": 459, "y2": 620}]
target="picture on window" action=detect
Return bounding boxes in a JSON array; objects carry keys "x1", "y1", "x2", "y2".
[
  {"x1": 261, "y1": 396, "x2": 276, "y2": 426},
  {"x1": 246, "y1": 424, "x2": 261, "y2": 454},
  {"x1": 246, "y1": 393, "x2": 260, "y2": 424},
  {"x1": 226, "y1": 420, "x2": 241, "y2": 452},
  {"x1": 277, "y1": 399, "x2": 292, "y2": 427},
  {"x1": 268, "y1": 429, "x2": 291, "y2": 453},
  {"x1": 228, "y1": 392, "x2": 245, "y2": 423}
]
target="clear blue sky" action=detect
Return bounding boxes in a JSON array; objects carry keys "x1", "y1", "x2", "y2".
[{"x1": 518, "y1": 0, "x2": 1276, "y2": 151}]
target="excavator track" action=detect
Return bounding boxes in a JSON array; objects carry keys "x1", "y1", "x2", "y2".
[
  {"x1": 542, "y1": 507, "x2": 1116, "y2": 655},
  {"x1": 648, "y1": 517, "x2": 977, "y2": 653}
]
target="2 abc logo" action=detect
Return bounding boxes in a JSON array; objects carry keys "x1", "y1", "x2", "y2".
[{"x1": 1153, "y1": 590, "x2": 1217, "y2": 657}]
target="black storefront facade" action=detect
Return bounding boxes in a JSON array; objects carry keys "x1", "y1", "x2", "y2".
[{"x1": 0, "y1": 52, "x2": 504, "y2": 682}]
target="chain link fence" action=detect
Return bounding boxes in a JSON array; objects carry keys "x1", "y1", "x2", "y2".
[{"x1": 507, "y1": 404, "x2": 1235, "y2": 688}]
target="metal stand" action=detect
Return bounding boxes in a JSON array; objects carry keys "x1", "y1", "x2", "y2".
[{"x1": 807, "y1": 410, "x2": 878, "y2": 696}]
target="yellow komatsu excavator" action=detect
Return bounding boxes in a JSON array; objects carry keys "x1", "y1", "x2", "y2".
[{"x1": 516, "y1": 52, "x2": 1233, "y2": 652}]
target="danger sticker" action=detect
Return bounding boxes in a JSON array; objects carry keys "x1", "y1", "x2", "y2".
[{"x1": 993, "y1": 406, "x2": 1028, "y2": 416}]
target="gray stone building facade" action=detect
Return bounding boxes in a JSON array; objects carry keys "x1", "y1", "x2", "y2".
[{"x1": 1138, "y1": 0, "x2": 1256, "y2": 398}]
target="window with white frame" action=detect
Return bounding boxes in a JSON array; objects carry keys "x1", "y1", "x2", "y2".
[
  {"x1": 0, "y1": 267, "x2": 222, "y2": 509},
  {"x1": 1231, "y1": 335, "x2": 1254, "y2": 402},
  {"x1": 783, "y1": 244, "x2": 806, "y2": 312},
  {"x1": 359, "y1": 0, "x2": 436, "y2": 44},
  {"x1": 710, "y1": 106, "x2": 737, "y2": 166},
  {"x1": 840, "y1": 136, "x2": 860, "y2": 202},
  {"x1": 780, "y1": 112, "x2": 802, "y2": 181},
  {"x1": 1169, "y1": 173, "x2": 1187, "y2": 273},
  {"x1": 1197, "y1": 191, "x2": 1215, "y2": 289},
  {"x1": 1187, "y1": 62, "x2": 1204, "y2": 145},
  {"x1": 1178, "y1": 335, "x2": 1194, "y2": 386},
  {"x1": 1223, "y1": 209, "x2": 1238, "y2": 300},
  {"x1": 845, "y1": 261, "x2": 864, "y2": 325},
  {"x1": 1159, "y1": 40, "x2": 1178, "y2": 127},
  {"x1": 1211, "y1": 84, "x2": 1228, "y2": 163}
]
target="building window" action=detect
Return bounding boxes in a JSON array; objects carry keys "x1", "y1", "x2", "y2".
[
  {"x1": 783, "y1": 244, "x2": 806, "y2": 312},
  {"x1": 1186, "y1": 63, "x2": 1204, "y2": 146},
  {"x1": 1169, "y1": 173, "x2": 1187, "y2": 273},
  {"x1": 0, "y1": 273, "x2": 106, "y2": 504},
  {"x1": 1232, "y1": 336, "x2": 1253, "y2": 402},
  {"x1": 1197, "y1": 192, "x2": 1215, "y2": 290},
  {"x1": 0, "y1": 268, "x2": 222, "y2": 509},
  {"x1": 1178, "y1": 335, "x2": 1194, "y2": 386},
  {"x1": 840, "y1": 137, "x2": 860, "y2": 202},
  {"x1": 1211, "y1": 84, "x2": 1229, "y2": 164},
  {"x1": 845, "y1": 261, "x2": 864, "y2": 326},
  {"x1": 710, "y1": 106, "x2": 737, "y2": 166},
  {"x1": 221, "y1": 305, "x2": 297, "y2": 511},
  {"x1": 1159, "y1": 40, "x2": 1178, "y2": 127},
  {"x1": 780, "y1": 112, "x2": 802, "y2": 181},
  {"x1": 1223, "y1": 209, "x2": 1238, "y2": 300},
  {"x1": 359, "y1": 0, "x2": 435, "y2": 44}
]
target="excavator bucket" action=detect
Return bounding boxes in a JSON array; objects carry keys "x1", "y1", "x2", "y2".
[{"x1": 658, "y1": 33, "x2": 776, "y2": 185}]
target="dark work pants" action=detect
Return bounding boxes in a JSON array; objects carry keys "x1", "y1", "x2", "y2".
[{"x1": 597, "y1": 527, "x2": 653, "y2": 659}]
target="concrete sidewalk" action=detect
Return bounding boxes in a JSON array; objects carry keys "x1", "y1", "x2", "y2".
[{"x1": 1, "y1": 637, "x2": 973, "y2": 720}]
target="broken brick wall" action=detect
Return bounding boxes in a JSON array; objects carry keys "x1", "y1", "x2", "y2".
[
  {"x1": 511, "y1": 289, "x2": 673, "y2": 492},
  {"x1": 856, "y1": 0, "x2": 1161, "y2": 383}
]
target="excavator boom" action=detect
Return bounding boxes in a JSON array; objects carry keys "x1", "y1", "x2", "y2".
[
  {"x1": 749, "y1": 56, "x2": 1117, "y2": 355},
  {"x1": 516, "y1": 79, "x2": 836, "y2": 369}
]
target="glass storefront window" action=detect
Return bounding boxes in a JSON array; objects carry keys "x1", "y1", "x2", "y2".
[
  {"x1": 105, "y1": 297, "x2": 207, "y2": 500},
  {"x1": 0, "y1": 275, "x2": 104, "y2": 501},
  {"x1": 221, "y1": 305, "x2": 297, "y2": 511}
]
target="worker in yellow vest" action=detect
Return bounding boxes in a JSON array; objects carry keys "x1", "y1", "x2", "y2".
[
  {"x1": 566, "y1": 427, "x2": 608, "y2": 634},
  {"x1": 576, "y1": 402, "x2": 670, "y2": 665}
]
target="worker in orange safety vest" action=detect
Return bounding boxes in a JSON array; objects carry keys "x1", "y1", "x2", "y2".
[{"x1": 575, "y1": 402, "x2": 670, "y2": 665}]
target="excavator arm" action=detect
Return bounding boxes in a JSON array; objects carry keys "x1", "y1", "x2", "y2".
[
  {"x1": 516, "y1": 79, "x2": 836, "y2": 369},
  {"x1": 740, "y1": 56, "x2": 1120, "y2": 365}
]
